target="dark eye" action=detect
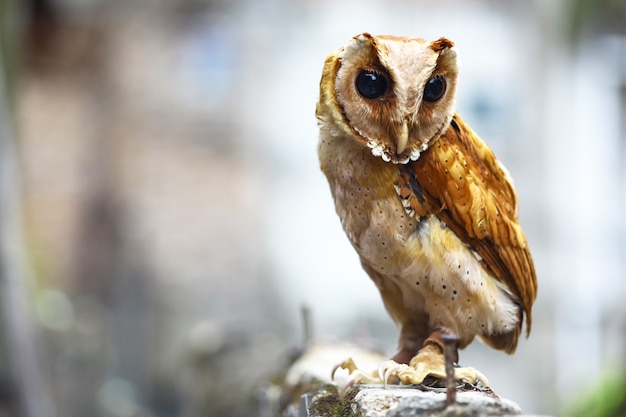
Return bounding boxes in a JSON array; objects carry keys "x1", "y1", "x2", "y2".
[
  {"x1": 355, "y1": 70, "x2": 388, "y2": 99},
  {"x1": 423, "y1": 74, "x2": 446, "y2": 102}
]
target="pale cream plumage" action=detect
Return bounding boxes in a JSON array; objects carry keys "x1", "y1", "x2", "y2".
[{"x1": 317, "y1": 33, "x2": 537, "y2": 389}]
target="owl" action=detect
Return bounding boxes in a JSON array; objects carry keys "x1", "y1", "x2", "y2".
[{"x1": 316, "y1": 33, "x2": 537, "y2": 388}]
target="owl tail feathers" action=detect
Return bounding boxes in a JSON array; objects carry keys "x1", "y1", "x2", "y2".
[
  {"x1": 480, "y1": 326, "x2": 521, "y2": 355},
  {"x1": 479, "y1": 303, "x2": 524, "y2": 354}
]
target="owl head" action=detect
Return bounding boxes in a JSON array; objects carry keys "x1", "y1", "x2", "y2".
[{"x1": 317, "y1": 33, "x2": 459, "y2": 164}]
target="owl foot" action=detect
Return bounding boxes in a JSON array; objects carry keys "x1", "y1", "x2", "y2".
[
  {"x1": 380, "y1": 343, "x2": 489, "y2": 388},
  {"x1": 331, "y1": 357, "x2": 383, "y2": 396},
  {"x1": 331, "y1": 343, "x2": 489, "y2": 397}
]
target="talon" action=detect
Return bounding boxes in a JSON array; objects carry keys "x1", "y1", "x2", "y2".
[
  {"x1": 378, "y1": 364, "x2": 389, "y2": 387},
  {"x1": 330, "y1": 356, "x2": 492, "y2": 399},
  {"x1": 454, "y1": 366, "x2": 489, "y2": 387},
  {"x1": 331, "y1": 357, "x2": 386, "y2": 396},
  {"x1": 331, "y1": 357, "x2": 358, "y2": 380},
  {"x1": 377, "y1": 360, "x2": 394, "y2": 385},
  {"x1": 379, "y1": 362, "x2": 397, "y2": 387},
  {"x1": 383, "y1": 365, "x2": 398, "y2": 388}
]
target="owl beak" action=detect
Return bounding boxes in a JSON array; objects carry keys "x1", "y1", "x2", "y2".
[{"x1": 396, "y1": 122, "x2": 409, "y2": 155}]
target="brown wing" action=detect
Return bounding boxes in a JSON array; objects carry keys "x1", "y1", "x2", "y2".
[{"x1": 397, "y1": 114, "x2": 537, "y2": 336}]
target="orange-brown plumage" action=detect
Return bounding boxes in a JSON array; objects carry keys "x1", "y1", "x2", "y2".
[
  {"x1": 397, "y1": 115, "x2": 537, "y2": 352},
  {"x1": 317, "y1": 33, "x2": 537, "y2": 387}
]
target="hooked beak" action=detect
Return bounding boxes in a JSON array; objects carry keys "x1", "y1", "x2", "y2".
[{"x1": 396, "y1": 122, "x2": 409, "y2": 155}]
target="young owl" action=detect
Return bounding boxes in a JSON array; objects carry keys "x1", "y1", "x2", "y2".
[{"x1": 317, "y1": 33, "x2": 537, "y2": 388}]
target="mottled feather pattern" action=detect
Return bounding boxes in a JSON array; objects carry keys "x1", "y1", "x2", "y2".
[
  {"x1": 399, "y1": 115, "x2": 537, "y2": 336},
  {"x1": 317, "y1": 34, "x2": 537, "y2": 384}
]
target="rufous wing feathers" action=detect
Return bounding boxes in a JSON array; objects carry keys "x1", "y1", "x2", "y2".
[{"x1": 397, "y1": 114, "x2": 537, "y2": 339}]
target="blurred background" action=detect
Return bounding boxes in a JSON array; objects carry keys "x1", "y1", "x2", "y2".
[{"x1": 0, "y1": 0, "x2": 625, "y2": 416}]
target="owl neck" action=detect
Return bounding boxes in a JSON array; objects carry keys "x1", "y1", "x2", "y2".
[{"x1": 318, "y1": 129, "x2": 398, "y2": 187}]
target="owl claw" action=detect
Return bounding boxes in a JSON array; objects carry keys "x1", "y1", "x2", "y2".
[
  {"x1": 332, "y1": 353, "x2": 489, "y2": 397},
  {"x1": 331, "y1": 357, "x2": 358, "y2": 380},
  {"x1": 331, "y1": 357, "x2": 384, "y2": 396},
  {"x1": 377, "y1": 358, "x2": 488, "y2": 388},
  {"x1": 455, "y1": 367, "x2": 490, "y2": 388},
  {"x1": 379, "y1": 359, "x2": 432, "y2": 386},
  {"x1": 332, "y1": 357, "x2": 381, "y2": 384},
  {"x1": 378, "y1": 360, "x2": 406, "y2": 387}
]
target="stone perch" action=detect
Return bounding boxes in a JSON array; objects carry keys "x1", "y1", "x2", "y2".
[{"x1": 258, "y1": 341, "x2": 550, "y2": 417}]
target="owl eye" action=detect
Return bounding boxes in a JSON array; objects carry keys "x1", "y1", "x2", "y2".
[
  {"x1": 355, "y1": 70, "x2": 388, "y2": 99},
  {"x1": 423, "y1": 74, "x2": 446, "y2": 102}
]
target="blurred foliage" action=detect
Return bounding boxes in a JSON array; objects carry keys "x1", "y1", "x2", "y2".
[
  {"x1": 564, "y1": 369, "x2": 626, "y2": 417},
  {"x1": 566, "y1": 0, "x2": 626, "y2": 42}
]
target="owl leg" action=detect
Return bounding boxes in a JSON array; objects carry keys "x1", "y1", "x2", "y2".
[{"x1": 379, "y1": 330, "x2": 489, "y2": 388}]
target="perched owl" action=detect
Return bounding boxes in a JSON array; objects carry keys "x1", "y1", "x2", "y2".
[{"x1": 317, "y1": 33, "x2": 537, "y2": 388}]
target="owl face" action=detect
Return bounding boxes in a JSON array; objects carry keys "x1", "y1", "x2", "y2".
[{"x1": 317, "y1": 33, "x2": 459, "y2": 164}]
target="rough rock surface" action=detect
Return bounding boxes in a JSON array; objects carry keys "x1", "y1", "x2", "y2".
[
  {"x1": 290, "y1": 385, "x2": 524, "y2": 417},
  {"x1": 260, "y1": 341, "x2": 551, "y2": 417}
]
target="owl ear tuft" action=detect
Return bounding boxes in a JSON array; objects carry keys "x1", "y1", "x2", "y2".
[
  {"x1": 354, "y1": 32, "x2": 374, "y2": 41},
  {"x1": 429, "y1": 38, "x2": 454, "y2": 52}
]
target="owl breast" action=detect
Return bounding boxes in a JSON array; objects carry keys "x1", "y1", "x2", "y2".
[{"x1": 319, "y1": 135, "x2": 520, "y2": 347}]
